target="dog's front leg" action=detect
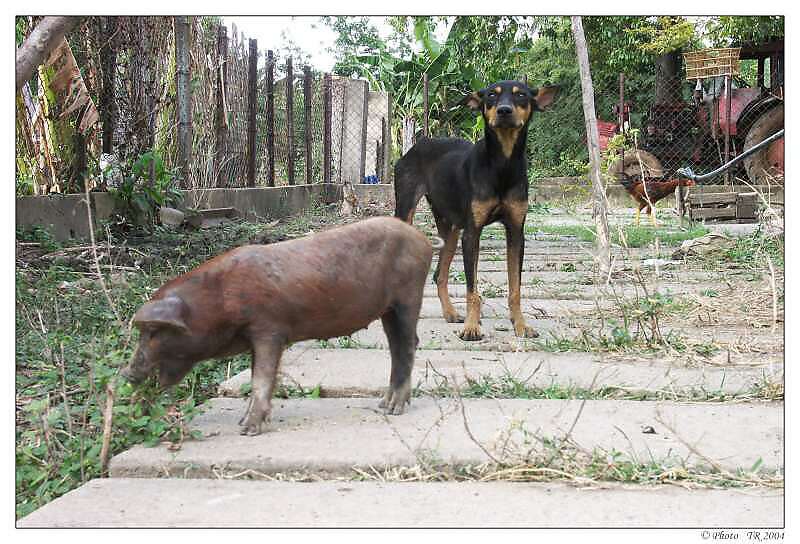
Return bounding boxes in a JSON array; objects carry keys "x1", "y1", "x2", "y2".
[
  {"x1": 458, "y1": 225, "x2": 483, "y2": 341},
  {"x1": 505, "y1": 219, "x2": 539, "y2": 339}
]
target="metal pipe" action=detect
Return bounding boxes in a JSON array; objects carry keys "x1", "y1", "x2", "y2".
[
  {"x1": 677, "y1": 129, "x2": 784, "y2": 182},
  {"x1": 724, "y1": 75, "x2": 732, "y2": 186}
]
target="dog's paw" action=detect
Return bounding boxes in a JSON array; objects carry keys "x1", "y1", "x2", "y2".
[
  {"x1": 514, "y1": 323, "x2": 540, "y2": 338},
  {"x1": 458, "y1": 324, "x2": 483, "y2": 341},
  {"x1": 443, "y1": 310, "x2": 465, "y2": 323}
]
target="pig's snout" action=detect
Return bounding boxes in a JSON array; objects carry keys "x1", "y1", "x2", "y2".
[
  {"x1": 120, "y1": 365, "x2": 147, "y2": 384},
  {"x1": 121, "y1": 349, "x2": 153, "y2": 384}
]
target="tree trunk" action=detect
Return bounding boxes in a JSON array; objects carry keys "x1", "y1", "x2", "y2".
[
  {"x1": 402, "y1": 117, "x2": 416, "y2": 155},
  {"x1": 16, "y1": 16, "x2": 81, "y2": 92},
  {"x1": 654, "y1": 50, "x2": 683, "y2": 107},
  {"x1": 571, "y1": 16, "x2": 610, "y2": 280}
]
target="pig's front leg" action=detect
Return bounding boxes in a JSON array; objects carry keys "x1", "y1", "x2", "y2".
[{"x1": 240, "y1": 335, "x2": 286, "y2": 436}]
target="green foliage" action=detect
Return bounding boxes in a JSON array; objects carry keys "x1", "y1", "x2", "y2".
[
  {"x1": 16, "y1": 16, "x2": 29, "y2": 46},
  {"x1": 110, "y1": 150, "x2": 183, "y2": 230},
  {"x1": 723, "y1": 231, "x2": 784, "y2": 271},
  {"x1": 704, "y1": 16, "x2": 784, "y2": 47},
  {"x1": 16, "y1": 225, "x2": 62, "y2": 253},
  {"x1": 624, "y1": 16, "x2": 697, "y2": 55}
]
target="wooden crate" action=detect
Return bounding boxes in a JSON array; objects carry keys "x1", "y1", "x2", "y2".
[
  {"x1": 687, "y1": 191, "x2": 758, "y2": 222},
  {"x1": 684, "y1": 48, "x2": 741, "y2": 80}
]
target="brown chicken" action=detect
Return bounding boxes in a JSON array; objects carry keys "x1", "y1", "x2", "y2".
[{"x1": 620, "y1": 176, "x2": 695, "y2": 226}]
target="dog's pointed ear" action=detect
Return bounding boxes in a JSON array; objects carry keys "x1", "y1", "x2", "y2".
[
  {"x1": 464, "y1": 89, "x2": 484, "y2": 111},
  {"x1": 531, "y1": 85, "x2": 560, "y2": 111}
]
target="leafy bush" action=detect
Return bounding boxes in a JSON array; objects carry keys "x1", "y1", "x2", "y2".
[{"x1": 110, "y1": 150, "x2": 183, "y2": 229}]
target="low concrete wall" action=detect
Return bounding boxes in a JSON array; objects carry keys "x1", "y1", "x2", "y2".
[
  {"x1": 16, "y1": 184, "x2": 340, "y2": 242},
  {"x1": 16, "y1": 179, "x2": 783, "y2": 242},
  {"x1": 182, "y1": 185, "x2": 338, "y2": 221},
  {"x1": 15, "y1": 192, "x2": 116, "y2": 241}
]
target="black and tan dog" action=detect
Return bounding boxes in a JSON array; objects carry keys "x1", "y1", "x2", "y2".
[{"x1": 394, "y1": 80, "x2": 558, "y2": 341}]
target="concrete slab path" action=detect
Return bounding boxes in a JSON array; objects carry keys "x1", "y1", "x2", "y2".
[
  {"x1": 109, "y1": 398, "x2": 783, "y2": 478},
  {"x1": 218, "y1": 348, "x2": 780, "y2": 399},
  {"x1": 18, "y1": 478, "x2": 783, "y2": 528}
]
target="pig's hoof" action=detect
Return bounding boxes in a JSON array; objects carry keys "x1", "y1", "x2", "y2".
[
  {"x1": 379, "y1": 386, "x2": 411, "y2": 415},
  {"x1": 458, "y1": 325, "x2": 483, "y2": 341},
  {"x1": 514, "y1": 324, "x2": 540, "y2": 338},
  {"x1": 239, "y1": 411, "x2": 268, "y2": 436},
  {"x1": 379, "y1": 398, "x2": 408, "y2": 416},
  {"x1": 239, "y1": 422, "x2": 263, "y2": 436}
]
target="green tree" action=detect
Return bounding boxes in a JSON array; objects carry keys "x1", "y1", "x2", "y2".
[{"x1": 704, "y1": 16, "x2": 784, "y2": 46}]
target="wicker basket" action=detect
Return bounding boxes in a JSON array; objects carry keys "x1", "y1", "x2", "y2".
[{"x1": 683, "y1": 48, "x2": 741, "y2": 80}]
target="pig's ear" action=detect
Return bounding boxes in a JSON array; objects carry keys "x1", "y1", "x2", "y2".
[{"x1": 133, "y1": 297, "x2": 189, "y2": 333}]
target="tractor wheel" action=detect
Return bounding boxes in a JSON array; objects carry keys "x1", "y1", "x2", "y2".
[
  {"x1": 607, "y1": 149, "x2": 664, "y2": 181},
  {"x1": 743, "y1": 104, "x2": 784, "y2": 185}
]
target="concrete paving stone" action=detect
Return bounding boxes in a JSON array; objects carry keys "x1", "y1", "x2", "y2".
[
  {"x1": 311, "y1": 316, "x2": 782, "y2": 353},
  {"x1": 109, "y1": 397, "x2": 783, "y2": 478},
  {"x1": 707, "y1": 223, "x2": 761, "y2": 238},
  {"x1": 452, "y1": 242, "x2": 652, "y2": 257},
  {"x1": 429, "y1": 269, "x2": 722, "y2": 286},
  {"x1": 423, "y1": 280, "x2": 734, "y2": 300},
  {"x1": 217, "y1": 347, "x2": 781, "y2": 399},
  {"x1": 335, "y1": 317, "x2": 569, "y2": 350},
  {"x1": 18, "y1": 478, "x2": 783, "y2": 528},
  {"x1": 418, "y1": 296, "x2": 603, "y2": 319}
]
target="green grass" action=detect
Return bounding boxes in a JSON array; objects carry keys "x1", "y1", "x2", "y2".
[
  {"x1": 424, "y1": 371, "x2": 782, "y2": 403},
  {"x1": 524, "y1": 223, "x2": 710, "y2": 248},
  {"x1": 724, "y1": 231, "x2": 784, "y2": 271}
]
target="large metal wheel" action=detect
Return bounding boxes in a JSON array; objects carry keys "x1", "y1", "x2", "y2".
[{"x1": 743, "y1": 104, "x2": 784, "y2": 184}]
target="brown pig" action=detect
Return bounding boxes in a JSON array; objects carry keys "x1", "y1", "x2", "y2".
[{"x1": 121, "y1": 216, "x2": 433, "y2": 435}]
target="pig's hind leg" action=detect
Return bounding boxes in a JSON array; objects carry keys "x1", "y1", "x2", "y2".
[
  {"x1": 240, "y1": 335, "x2": 286, "y2": 436},
  {"x1": 379, "y1": 304, "x2": 419, "y2": 415}
]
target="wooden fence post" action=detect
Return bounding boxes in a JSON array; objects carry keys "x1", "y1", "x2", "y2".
[
  {"x1": 380, "y1": 117, "x2": 386, "y2": 181},
  {"x1": 571, "y1": 16, "x2": 610, "y2": 280},
  {"x1": 286, "y1": 56, "x2": 295, "y2": 185},
  {"x1": 384, "y1": 93, "x2": 392, "y2": 182},
  {"x1": 174, "y1": 16, "x2": 192, "y2": 188},
  {"x1": 265, "y1": 50, "x2": 275, "y2": 187},
  {"x1": 99, "y1": 16, "x2": 117, "y2": 157},
  {"x1": 214, "y1": 23, "x2": 228, "y2": 187},
  {"x1": 359, "y1": 81, "x2": 368, "y2": 184},
  {"x1": 303, "y1": 65, "x2": 313, "y2": 183},
  {"x1": 618, "y1": 72, "x2": 625, "y2": 168},
  {"x1": 246, "y1": 38, "x2": 257, "y2": 187},
  {"x1": 322, "y1": 73, "x2": 332, "y2": 184}
]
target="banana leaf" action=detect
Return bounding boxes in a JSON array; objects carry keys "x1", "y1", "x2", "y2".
[{"x1": 44, "y1": 38, "x2": 98, "y2": 134}]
